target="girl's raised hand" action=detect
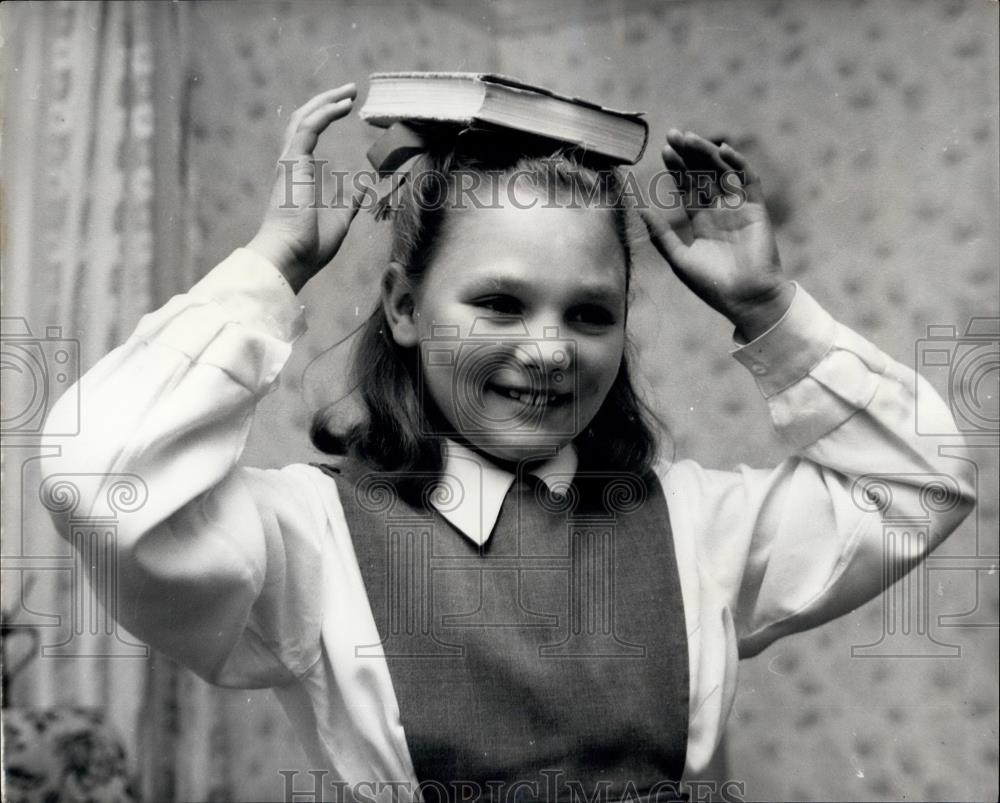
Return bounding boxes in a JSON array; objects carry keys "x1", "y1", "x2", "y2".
[
  {"x1": 247, "y1": 83, "x2": 360, "y2": 293},
  {"x1": 642, "y1": 130, "x2": 795, "y2": 341}
]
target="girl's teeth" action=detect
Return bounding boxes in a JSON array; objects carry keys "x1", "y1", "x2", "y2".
[{"x1": 495, "y1": 386, "x2": 562, "y2": 405}]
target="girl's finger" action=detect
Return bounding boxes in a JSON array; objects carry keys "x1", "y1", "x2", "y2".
[
  {"x1": 282, "y1": 84, "x2": 357, "y2": 149},
  {"x1": 317, "y1": 186, "x2": 366, "y2": 262},
  {"x1": 640, "y1": 207, "x2": 689, "y2": 262},
  {"x1": 665, "y1": 127, "x2": 686, "y2": 152},
  {"x1": 301, "y1": 97, "x2": 355, "y2": 135},
  {"x1": 718, "y1": 142, "x2": 764, "y2": 203},
  {"x1": 284, "y1": 97, "x2": 354, "y2": 157},
  {"x1": 678, "y1": 131, "x2": 732, "y2": 176},
  {"x1": 660, "y1": 144, "x2": 690, "y2": 196},
  {"x1": 668, "y1": 131, "x2": 727, "y2": 208},
  {"x1": 718, "y1": 143, "x2": 761, "y2": 185},
  {"x1": 660, "y1": 144, "x2": 688, "y2": 174},
  {"x1": 287, "y1": 83, "x2": 357, "y2": 129}
]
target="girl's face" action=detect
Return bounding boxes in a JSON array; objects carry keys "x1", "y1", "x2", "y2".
[{"x1": 392, "y1": 188, "x2": 628, "y2": 464}]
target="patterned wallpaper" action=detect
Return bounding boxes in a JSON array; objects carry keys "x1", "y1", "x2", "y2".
[{"x1": 182, "y1": 1, "x2": 998, "y2": 800}]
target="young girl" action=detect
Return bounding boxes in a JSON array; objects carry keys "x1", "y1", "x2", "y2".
[{"x1": 43, "y1": 82, "x2": 974, "y2": 802}]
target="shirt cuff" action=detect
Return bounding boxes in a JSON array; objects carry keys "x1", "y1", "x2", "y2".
[
  {"x1": 730, "y1": 282, "x2": 838, "y2": 398},
  {"x1": 189, "y1": 248, "x2": 306, "y2": 343}
]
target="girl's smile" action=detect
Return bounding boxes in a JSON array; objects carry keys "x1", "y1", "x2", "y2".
[
  {"x1": 386, "y1": 185, "x2": 628, "y2": 463},
  {"x1": 483, "y1": 381, "x2": 573, "y2": 407}
]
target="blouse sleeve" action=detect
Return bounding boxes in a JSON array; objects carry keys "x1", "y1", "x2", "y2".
[
  {"x1": 659, "y1": 284, "x2": 976, "y2": 659},
  {"x1": 41, "y1": 248, "x2": 331, "y2": 687}
]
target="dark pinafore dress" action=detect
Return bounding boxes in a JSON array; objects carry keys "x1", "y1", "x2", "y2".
[{"x1": 315, "y1": 459, "x2": 689, "y2": 803}]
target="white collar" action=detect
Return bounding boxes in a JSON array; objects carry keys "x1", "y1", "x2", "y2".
[{"x1": 432, "y1": 439, "x2": 579, "y2": 546}]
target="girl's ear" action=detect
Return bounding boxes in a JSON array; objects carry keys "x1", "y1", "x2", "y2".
[{"x1": 382, "y1": 261, "x2": 419, "y2": 347}]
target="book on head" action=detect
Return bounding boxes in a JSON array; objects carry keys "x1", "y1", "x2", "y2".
[{"x1": 359, "y1": 72, "x2": 649, "y2": 169}]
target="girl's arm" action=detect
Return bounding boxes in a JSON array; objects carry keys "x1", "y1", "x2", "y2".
[
  {"x1": 660, "y1": 285, "x2": 975, "y2": 657},
  {"x1": 644, "y1": 132, "x2": 976, "y2": 656},
  {"x1": 41, "y1": 84, "x2": 360, "y2": 686}
]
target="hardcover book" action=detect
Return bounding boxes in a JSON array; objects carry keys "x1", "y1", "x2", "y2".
[{"x1": 359, "y1": 72, "x2": 649, "y2": 165}]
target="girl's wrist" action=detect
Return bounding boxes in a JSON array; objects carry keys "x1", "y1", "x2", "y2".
[
  {"x1": 246, "y1": 234, "x2": 312, "y2": 294},
  {"x1": 725, "y1": 280, "x2": 796, "y2": 342}
]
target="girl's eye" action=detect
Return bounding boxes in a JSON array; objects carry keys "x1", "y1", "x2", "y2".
[
  {"x1": 568, "y1": 304, "x2": 615, "y2": 327},
  {"x1": 473, "y1": 295, "x2": 523, "y2": 316}
]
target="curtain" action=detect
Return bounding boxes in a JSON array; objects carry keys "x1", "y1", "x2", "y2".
[{"x1": 1, "y1": 1, "x2": 198, "y2": 798}]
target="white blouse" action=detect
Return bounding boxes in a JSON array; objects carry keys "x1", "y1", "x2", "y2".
[{"x1": 41, "y1": 248, "x2": 974, "y2": 794}]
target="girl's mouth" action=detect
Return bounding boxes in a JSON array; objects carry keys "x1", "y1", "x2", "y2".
[{"x1": 485, "y1": 382, "x2": 572, "y2": 408}]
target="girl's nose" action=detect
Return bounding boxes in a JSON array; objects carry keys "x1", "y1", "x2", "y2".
[{"x1": 513, "y1": 324, "x2": 575, "y2": 379}]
